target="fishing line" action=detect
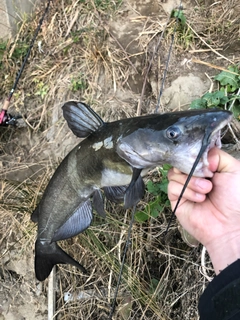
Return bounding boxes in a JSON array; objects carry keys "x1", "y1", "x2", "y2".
[
  {"x1": 108, "y1": 205, "x2": 136, "y2": 320},
  {"x1": 155, "y1": 1, "x2": 182, "y2": 113},
  {"x1": 108, "y1": 3, "x2": 184, "y2": 317},
  {"x1": 165, "y1": 127, "x2": 212, "y2": 235},
  {"x1": 152, "y1": 1, "x2": 208, "y2": 235},
  {"x1": 0, "y1": 0, "x2": 52, "y2": 125},
  {"x1": 8, "y1": 0, "x2": 52, "y2": 101},
  {"x1": 137, "y1": 15, "x2": 171, "y2": 116}
]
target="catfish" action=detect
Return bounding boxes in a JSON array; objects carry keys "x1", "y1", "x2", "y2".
[{"x1": 32, "y1": 101, "x2": 232, "y2": 281}]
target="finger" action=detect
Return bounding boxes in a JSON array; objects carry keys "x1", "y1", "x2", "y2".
[
  {"x1": 208, "y1": 147, "x2": 240, "y2": 173},
  {"x1": 173, "y1": 167, "x2": 181, "y2": 174},
  {"x1": 168, "y1": 167, "x2": 186, "y2": 180},
  {"x1": 168, "y1": 180, "x2": 207, "y2": 203},
  {"x1": 168, "y1": 168, "x2": 212, "y2": 194}
]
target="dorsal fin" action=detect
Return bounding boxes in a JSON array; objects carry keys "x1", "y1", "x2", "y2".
[{"x1": 62, "y1": 101, "x2": 104, "y2": 138}]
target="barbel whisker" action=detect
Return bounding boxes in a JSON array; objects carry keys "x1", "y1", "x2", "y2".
[{"x1": 108, "y1": 2, "x2": 184, "y2": 318}]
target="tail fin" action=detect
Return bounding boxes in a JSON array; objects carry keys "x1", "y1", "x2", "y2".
[
  {"x1": 62, "y1": 101, "x2": 104, "y2": 138},
  {"x1": 35, "y1": 240, "x2": 87, "y2": 281}
]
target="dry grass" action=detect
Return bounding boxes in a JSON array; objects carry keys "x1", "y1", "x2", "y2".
[{"x1": 0, "y1": 0, "x2": 239, "y2": 319}]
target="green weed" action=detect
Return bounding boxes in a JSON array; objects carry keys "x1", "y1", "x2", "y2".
[
  {"x1": 135, "y1": 164, "x2": 171, "y2": 223},
  {"x1": 0, "y1": 40, "x2": 28, "y2": 66},
  {"x1": 190, "y1": 65, "x2": 240, "y2": 120},
  {"x1": 171, "y1": 8, "x2": 186, "y2": 27},
  {"x1": 168, "y1": 9, "x2": 194, "y2": 50},
  {"x1": 77, "y1": 0, "x2": 122, "y2": 12},
  {"x1": 0, "y1": 40, "x2": 7, "y2": 62},
  {"x1": 70, "y1": 73, "x2": 88, "y2": 92},
  {"x1": 34, "y1": 80, "x2": 49, "y2": 99},
  {"x1": 93, "y1": 0, "x2": 122, "y2": 11}
]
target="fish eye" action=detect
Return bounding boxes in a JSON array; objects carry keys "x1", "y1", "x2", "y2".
[{"x1": 166, "y1": 126, "x2": 181, "y2": 140}]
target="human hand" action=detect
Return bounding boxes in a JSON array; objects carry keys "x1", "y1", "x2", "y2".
[{"x1": 167, "y1": 147, "x2": 240, "y2": 274}]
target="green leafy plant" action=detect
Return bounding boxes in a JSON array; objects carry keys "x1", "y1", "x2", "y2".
[
  {"x1": 34, "y1": 80, "x2": 49, "y2": 99},
  {"x1": 0, "y1": 40, "x2": 7, "y2": 62},
  {"x1": 11, "y1": 42, "x2": 29, "y2": 60},
  {"x1": 169, "y1": 9, "x2": 193, "y2": 50},
  {"x1": 171, "y1": 8, "x2": 186, "y2": 27},
  {"x1": 135, "y1": 164, "x2": 171, "y2": 222},
  {"x1": 78, "y1": 0, "x2": 122, "y2": 11},
  {"x1": 0, "y1": 40, "x2": 28, "y2": 66},
  {"x1": 94, "y1": 0, "x2": 122, "y2": 11},
  {"x1": 215, "y1": 65, "x2": 240, "y2": 92},
  {"x1": 190, "y1": 65, "x2": 240, "y2": 120},
  {"x1": 190, "y1": 91, "x2": 229, "y2": 109},
  {"x1": 70, "y1": 73, "x2": 87, "y2": 92}
]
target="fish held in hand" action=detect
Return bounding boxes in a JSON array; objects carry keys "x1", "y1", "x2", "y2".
[{"x1": 32, "y1": 101, "x2": 232, "y2": 281}]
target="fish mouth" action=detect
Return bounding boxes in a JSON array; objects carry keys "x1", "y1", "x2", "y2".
[
  {"x1": 196, "y1": 116, "x2": 231, "y2": 177},
  {"x1": 202, "y1": 129, "x2": 222, "y2": 166}
]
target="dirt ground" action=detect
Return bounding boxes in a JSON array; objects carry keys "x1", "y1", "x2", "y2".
[{"x1": 0, "y1": 0, "x2": 240, "y2": 319}]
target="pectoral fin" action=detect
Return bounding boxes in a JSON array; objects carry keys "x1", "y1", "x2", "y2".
[
  {"x1": 103, "y1": 186, "x2": 128, "y2": 204},
  {"x1": 124, "y1": 168, "x2": 145, "y2": 209},
  {"x1": 62, "y1": 101, "x2": 104, "y2": 138},
  {"x1": 92, "y1": 190, "x2": 106, "y2": 217},
  {"x1": 52, "y1": 199, "x2": 93, "y2": 242}
]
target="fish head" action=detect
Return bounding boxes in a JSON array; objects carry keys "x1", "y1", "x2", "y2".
[{"x1": 116, "y1": 109, "x2": 232, "y2": 177}]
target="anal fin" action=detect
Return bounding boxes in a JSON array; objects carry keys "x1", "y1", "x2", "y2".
[{"x1": 53, "y1": 199, "x2": 93, "y2": 242}]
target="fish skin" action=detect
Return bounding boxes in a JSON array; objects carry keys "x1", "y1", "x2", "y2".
[{"x1": 32, "y1": 101, "x2": 232, "y2": 281}]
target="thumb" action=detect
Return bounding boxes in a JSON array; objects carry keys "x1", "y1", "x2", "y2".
[{"x1": 208, "y1": 147, "x2": 240, "y2": 173}]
